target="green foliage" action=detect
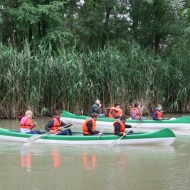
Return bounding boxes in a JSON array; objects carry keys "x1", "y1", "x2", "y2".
[
  {"x1": 0, "y1": 40, "x2": 190, "y2": 118},
  {"x1": 40, "y1": 107, "x2": 49, "y2": 116},
  {"x1": 0, "y1": 0, "x2": 190, "y2": 117},
  {"x1": 182, "y1": 8, "x2": 190, "y2": 17},
  {"x1": 0, "y1": 0, "x2": 70, "y2": 45}
]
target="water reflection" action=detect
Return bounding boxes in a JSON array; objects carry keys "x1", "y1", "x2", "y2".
[
  {"x1": 2, "y1": 143, "x2": 176, "y2": 171},
  {"x1": 19, "y1": 146, "x2": 63, "y2": 169},
  {"x1": 0, "y1": 125, "x2": 188, "y2": 190},
  {"x1": 82, "y1": 150, "x2": 96, "y2": 170},
  {"x1": 1, "y1": 141, "x2": 190, "y2": 190},
  {"x1": 20, "y1": 148, "x2": 32, "y2": 171},
  {"x1": 51, "y1": 149, "x2": 61, "y2": 167},
  {"x1": 113, "y1": 153, "x2": 127, "y2": 172}
]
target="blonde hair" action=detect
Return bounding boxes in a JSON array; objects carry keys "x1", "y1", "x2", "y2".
[{"x1": 25, "y1": 110, "x2": 33, "y2": 117}]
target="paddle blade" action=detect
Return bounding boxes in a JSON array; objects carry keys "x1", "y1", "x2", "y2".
[{"x1": 27, "y1": 134, "x2": 42, "y2": 143}]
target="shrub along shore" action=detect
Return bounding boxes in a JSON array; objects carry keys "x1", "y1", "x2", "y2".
[{"x1": 0, "y1": 41, "x2": 190, "y2": 118}]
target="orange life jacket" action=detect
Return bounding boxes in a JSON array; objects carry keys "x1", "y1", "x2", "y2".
[
  {"x1": 152, "y1": 110, "x2": 163, "y2": 119},
  {"x1": 113, "y1": 120, "x2": 125, "y2": 134},
  {"x1": 20, "y1": 117, "x2": 32, "y2": 129},
  {"x1": 50, "y1": 118, "x2": 62, "y2": 134},
  {"x1": 130, "y1": 108, "x2": 140, "y2": 118},
  {"x1": 157, "y1": 111, "x2": 163, "y2": 119},
  {"x1": 82, "y1": 118, "x2": 96, "y2": 135},
  {"x1": 108, "y1": 107, "x2": 123, "y2": 118}
]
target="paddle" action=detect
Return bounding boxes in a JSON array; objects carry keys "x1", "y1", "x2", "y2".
[
  {"x1": 110, "y1": 119, "x2": 141, "y2": 147},
  {"x1": 98, "y1": 129, "x2": 104, "y2": 138},
  {"x1": 110, "y1": 129, "x2": 133, "y2": 147},
  {"x1": 27, "y1": 123, "x2": 73, "y2": 143},
  {"x1": 31, "y1": 119, "x2": 43, "y2": 132}
]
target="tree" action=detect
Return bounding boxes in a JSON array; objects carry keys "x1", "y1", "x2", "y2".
[
  {"x1": 129, "y1": 0, "x2": 186, "y2": 55},
  {"x1": 0, "y1": 0, "x2": 72, "y2": 47}
]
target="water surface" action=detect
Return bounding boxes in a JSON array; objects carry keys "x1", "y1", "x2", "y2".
[{"x1": 0, "y1": 114, "x2": 190, "y2": 190}]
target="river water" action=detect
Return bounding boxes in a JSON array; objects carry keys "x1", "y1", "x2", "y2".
[{"x1": 0, "y1": 114, "x2": 190, "y2": 190}]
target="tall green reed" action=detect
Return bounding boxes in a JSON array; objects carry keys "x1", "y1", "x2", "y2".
[{"x1": 0, "y1": 41, "x2": 190, "y2": 118}]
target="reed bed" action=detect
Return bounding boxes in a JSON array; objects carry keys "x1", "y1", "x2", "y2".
[{"x1": 0, "y1": 41, "x2": 190, "y2": 118}]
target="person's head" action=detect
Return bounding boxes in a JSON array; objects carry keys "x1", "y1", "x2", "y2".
[
  {"x1": 120, "y1": 114, "x2": 127, "y2": 123},
  {"x1": 25, "y1": 110, "x2": 33, "y2": 118},
  {"x1": 114, "y1": 102, "x2": 121, "y2": 107},
  {"x1": 157, "y1": 104, "x2": 162, "y2": 111},
  {"x1": 54, "y1": 110, "x2": 62, "y2": 119},
  {"x1": 95, "y1": 99, "x2": 101, "y2": 107},
  {"x1": 91, "y1": 112, "x2": 99, "y2": 120},
  {"x1": 134, "y1": 103, "x2": 139, "y2": 108}
]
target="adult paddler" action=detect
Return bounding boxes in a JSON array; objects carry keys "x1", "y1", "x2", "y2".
[
  {"x1": 82, "y1": 112, "x2": 103, "y2": 136},
  {"x1": 113, "y1": 115, "x2": 136, "y2": 136},
  {"x1": 109, "y1": 102, "x2": 123, "y2": 119}
]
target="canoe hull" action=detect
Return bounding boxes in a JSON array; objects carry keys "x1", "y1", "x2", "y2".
[
  {"x1": 0, "y1": 136, "x2": 175, "y2": 146},
  {"x1": 0, "y1": 128, "x2": 175, "y2": 146},
  {"x1": 61, "y1": 111, "x2": 190, "y2": 135}
]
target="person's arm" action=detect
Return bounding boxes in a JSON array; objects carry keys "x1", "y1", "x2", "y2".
[
  {"x1": 86, "y1": 121, "x2": 97, "y2": 135},
  {"x1": 125, "y1": 124, "x2": 132, "y2": 128},
  {"x1": 93, "y1": 105, "x2": 100, "y2": 114},
  {"x1": 30, "y1": 124, "x2": 36, "y2": 130},
  {"x1": 28, "y1": 118, "x2": 36, "y2": 130},
  {"x1": 115, "y1": 123, "x2": 123, "y2": 136},
  {"x1": 152, "y1": 112, "x2": 158, "y2": 120},
  {"x1": 45, "y1": 120, "x2": 54, "y2": 132},
  {"x1": 21, "y1": 117, "x2": 33, "y2": 130},
  {"x1": 111, "y1": 110, "x2": 120, "y2": 119},
  {"x1": 61, "y1": 121, "x2": 73, "y2": 127},
  {"x1": 60, "y1": 121, "x2": 67, "y2": 126}
]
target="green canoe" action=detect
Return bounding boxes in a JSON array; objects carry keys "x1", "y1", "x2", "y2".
[
  {"x1": 61, "y1": 110, "x2": 190, "y2": 135},
  {"x1": 0, "y1": 128, "x2": 175, "y2": 146}
]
